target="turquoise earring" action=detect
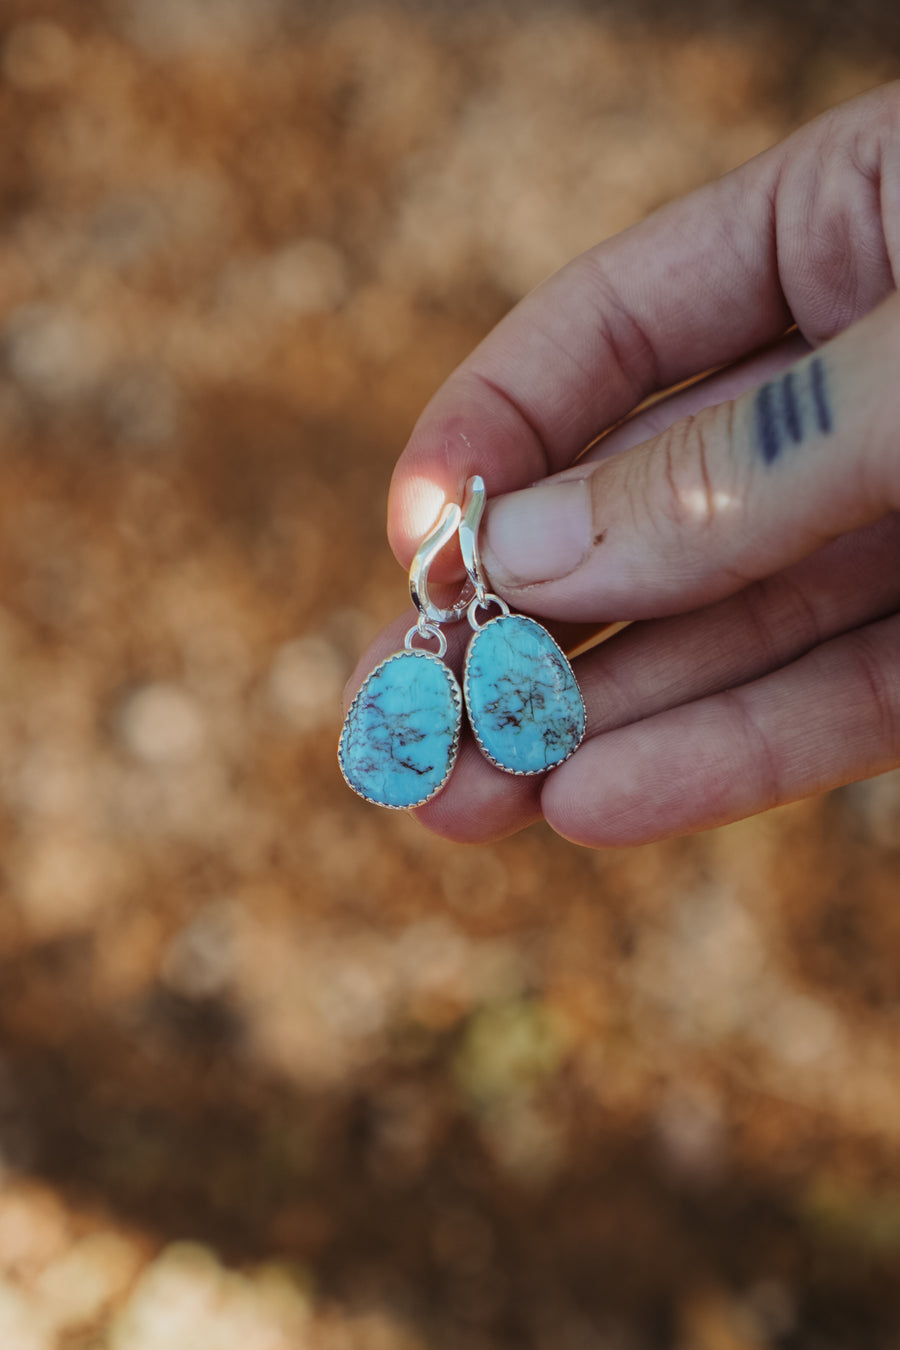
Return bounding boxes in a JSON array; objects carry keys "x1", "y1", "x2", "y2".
[
  {"x1": 338, "y1": 475, "x2": 586, "y2": 810},
  {"x1": 459, "y1": 476, "x2": 585, "y2": 775},
  {"x1": 338, "y1": 503, "x2": 468, "y2": 810}
]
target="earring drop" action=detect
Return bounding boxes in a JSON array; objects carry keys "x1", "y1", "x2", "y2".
[
  {"x1": 338, "y1": 502, "x2": 469, "y2": 810},
  {"x1": 339, "y1": 474, "x2": 586, "y2": 808},
  {"x1": 459, "y1": 477, "x2": 585, "y2": 775}
]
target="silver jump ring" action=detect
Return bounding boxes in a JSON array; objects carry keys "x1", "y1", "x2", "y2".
[
  {"x1": 404, "y1": 621, "x2": 448, "y2": 657},
  {"x1": 467, "y1": 592, "x2": 510, "y2": 630}
]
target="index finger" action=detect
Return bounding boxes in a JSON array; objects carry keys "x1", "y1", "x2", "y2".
[{"x1": 388, "y1": 84, "x2": 900, "y2": 569}]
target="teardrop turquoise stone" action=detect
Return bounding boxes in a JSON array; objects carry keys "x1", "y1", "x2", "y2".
[
  {"x1": 464, "y1": 614, "x2": 585, "y2": 774},
  {"x1": 339, "y1": 650, "x2": 462, "y2": 809}
]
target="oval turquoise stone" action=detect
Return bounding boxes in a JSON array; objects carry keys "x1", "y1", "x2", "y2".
[
  {"x1": 339, "y1": 650, "x2": 462, "y2": 809},
  {"x1": 464, "y1": 614, "x2": 585, "y2": 774}
]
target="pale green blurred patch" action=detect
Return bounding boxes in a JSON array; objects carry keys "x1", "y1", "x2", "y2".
[
  {"x1": 800, "y1": 1177, "x2": 900, "y2": 1256},
  {"x1": 454, "y1": 997, "x2": 571, "y2": 1110}
]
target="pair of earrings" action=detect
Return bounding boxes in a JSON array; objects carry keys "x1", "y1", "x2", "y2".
[{"x1": 339, "y1": 476, "x2": 586, "y2": 810}]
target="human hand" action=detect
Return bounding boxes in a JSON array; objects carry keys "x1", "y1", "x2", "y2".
[{"x1": 348, "y1": 83, "x2": 900, "y2": 847}]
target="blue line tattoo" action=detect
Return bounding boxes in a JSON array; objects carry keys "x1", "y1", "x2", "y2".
[
  {"x1": 752, "y1": 357, "x2": 833, "y2": 465},
  {"x1": 755, "y1": 382, "x2": 780, "y2": 465},
  {"x1": 781, "y1": 370, "x2": 802, "y2": 443},
  {"x1": 810, "y1": 357, "x2": 833, "y2": 434}
]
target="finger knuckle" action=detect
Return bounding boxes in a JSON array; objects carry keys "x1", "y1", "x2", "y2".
[
  {"x1": 640, "y1": 403, "x2": 736, "y2": 536},
  {"x1": 847, "y1": 629, "x2": 900, "y2": 755},
  {"x1": 869, "y1": 79, "x2": 900, "y2": 142}
]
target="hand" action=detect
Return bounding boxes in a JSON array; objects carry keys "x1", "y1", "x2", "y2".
[{"x1": 349, "y1": 83, "x2": 900, "y2": 847}]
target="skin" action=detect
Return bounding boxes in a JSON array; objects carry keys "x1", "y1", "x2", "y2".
[{"x1": 346, "y1": 83, "x2": 900, "y2": 848}]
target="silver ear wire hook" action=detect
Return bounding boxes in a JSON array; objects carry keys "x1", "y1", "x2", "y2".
[
  {"x1": 408, "y1": 500, "x2": 472, "y2": 625},
  {"x1": 458, "y1": 475, "x2": 509, "y2": 627},
  {"x1": 459, "y1": 475, "x2": 489, "y2": 602}
]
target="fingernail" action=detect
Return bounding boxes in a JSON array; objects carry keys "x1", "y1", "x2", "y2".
[{"x1": 483, "y1": 479, "x2": 592, "y2": 585}]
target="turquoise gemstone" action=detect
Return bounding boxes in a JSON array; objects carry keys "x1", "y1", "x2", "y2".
[
  {"x1": 464, "y1": 614, "x2": 585, "y2": 774},
  {"x1": 339, "y1": 650, "x2": 462, "y2": 809}
]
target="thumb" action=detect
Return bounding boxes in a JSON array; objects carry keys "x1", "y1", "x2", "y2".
[{"x1": 480, "y1": 291, "x2": 900, "y2": 622}]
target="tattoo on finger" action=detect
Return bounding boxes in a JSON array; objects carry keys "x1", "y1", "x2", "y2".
[{"x1": 753, "y1": 357, "x2": 833, "y2": 465}]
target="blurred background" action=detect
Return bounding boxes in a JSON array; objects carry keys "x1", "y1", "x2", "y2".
[{"x1": 0, "y1": 0, "x2": 899, "y2": 1346}]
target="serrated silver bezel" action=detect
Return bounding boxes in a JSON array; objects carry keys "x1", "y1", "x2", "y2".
[
  {"x1": 338, "y1": 648, "x2": 463, "y2": 809},
  {"x1": 463, "y1": 614, "x2": 586, "y2": 775}
]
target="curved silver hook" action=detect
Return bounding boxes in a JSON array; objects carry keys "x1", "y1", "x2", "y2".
[
  {"x1": 408, "y1": 500, "x2": 471, "y2": 624},
  {"x1": 459, "y1": 475, "x2": 489, "y2": 599}
]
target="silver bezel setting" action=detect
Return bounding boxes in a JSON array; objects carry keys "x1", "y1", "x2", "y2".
[
  {"x1": 463, "y1": 614, "x2": 586, "y2": 776},
  {"x1": 338, "y1": 648, "x2": 463, "y2": 809}
]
